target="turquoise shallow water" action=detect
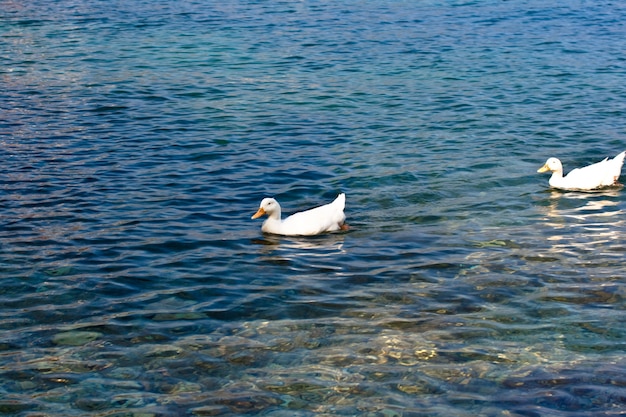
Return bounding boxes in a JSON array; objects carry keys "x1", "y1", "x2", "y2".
[{"x1": 2, "y1": 0, "x2": 626, "y2": 415}]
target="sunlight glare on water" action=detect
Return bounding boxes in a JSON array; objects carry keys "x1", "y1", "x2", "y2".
[{"x1": 2, "y1": 0, "x2": 626, "y2": 415}]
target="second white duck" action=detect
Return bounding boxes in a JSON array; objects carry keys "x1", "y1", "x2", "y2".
[
  {"x1": 252, "y1": 193, "x2": 347, "y2": 236},
  {"x1": 537, "y1": 151, "x2": 626, "y2": 190}
]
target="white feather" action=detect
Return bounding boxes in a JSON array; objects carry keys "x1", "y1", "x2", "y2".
[
  {"x1": 252, "y1": 193, "x2": 347, "y2": 236},
  {"x1": 538, "y1": 151, "x2": 626, "y2": 190}
]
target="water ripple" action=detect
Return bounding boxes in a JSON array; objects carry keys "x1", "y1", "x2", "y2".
[{"x1": 2, "y1": 0, "x2": 626, "y2": 415}]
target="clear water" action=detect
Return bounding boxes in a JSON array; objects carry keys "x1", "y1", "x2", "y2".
[{"x1": 2, "y1": 1, "x2": 626, "y2": 416}]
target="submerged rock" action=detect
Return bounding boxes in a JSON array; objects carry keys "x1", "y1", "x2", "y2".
[
  {"x1": 190, "y1": 405, "x2": 230, "y2": 416},
  {"x1": 44, "y1": 266, "x2": 74, "y2": 276},
  {"x1": 52, "y1": 331, "x2": 102, "y2": 346},
  {"x1": 74, "y1": 397, "x2": 109, "y2": 411},
  {"x1": 0, "y1": 399, "x2": 36, "y2": 413}
]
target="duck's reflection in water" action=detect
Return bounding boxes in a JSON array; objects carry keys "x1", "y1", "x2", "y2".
[
  {"x1": 252, "y1": 233, "x2": 347, "y2": 261},
  {"x1": 539, "y1": 188, "x2": 624, "y2": 257}
]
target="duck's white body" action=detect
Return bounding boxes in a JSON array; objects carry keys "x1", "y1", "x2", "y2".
[
  {"x1": 538, "y1": 151, "x2": 626, "y2": 190},
  {"x1": 252, "y1": 193, "x2": 347, "y2": 236}
]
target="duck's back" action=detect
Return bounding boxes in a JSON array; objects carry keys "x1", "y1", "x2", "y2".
[
  {"x1": 281, "y1": 193, "x2": 346, "y2": 236},
  {"x1": 561, "y1": 152, "x2": 626, "y2": 189}
]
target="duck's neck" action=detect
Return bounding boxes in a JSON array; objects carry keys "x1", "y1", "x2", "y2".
[
  {"x1": 267, "y1": 206, "x2": 282, "y2": 221},
  {"x1": 261, "y1": 207, "x2": 284, "y2": 234},
  {"x1": 549, "y1": 170, "x2": 564, "y2": 187}
]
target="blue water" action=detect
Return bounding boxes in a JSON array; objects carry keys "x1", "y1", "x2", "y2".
[{"x1": 2, "y1": 0, "x2": 626, "y2": 415}]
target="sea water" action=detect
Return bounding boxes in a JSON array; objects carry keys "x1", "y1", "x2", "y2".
[{"x1": 2, "y1": 0, "x2": 626, "y2": 415}]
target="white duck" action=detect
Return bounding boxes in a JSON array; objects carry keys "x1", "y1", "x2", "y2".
[
  {"x1": 252, "y1": 193, "x2": 347, "y2": 236},
  {"x1": 537, "y1": 151, "x2": 626, "y2": 190}
]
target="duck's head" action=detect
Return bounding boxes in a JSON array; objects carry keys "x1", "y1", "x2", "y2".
[
  {"x1": 251, "y1": 198, "x2": 280, "y2": 219},
  {"x1": 538, "y1": 157, "x2": 563, "y2": 174}
]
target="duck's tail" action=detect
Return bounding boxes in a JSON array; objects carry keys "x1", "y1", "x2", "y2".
[
  {"x1": 610, "y1": 151, "x2": 626, "y2": 183},
  {"x1": 334, "y1": 193, "x2": 346, "y2": 210}
]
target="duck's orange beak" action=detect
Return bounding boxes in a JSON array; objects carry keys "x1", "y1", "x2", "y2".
[{"x1": 251, "y1": 207, "x2": 266, "y2": 219}]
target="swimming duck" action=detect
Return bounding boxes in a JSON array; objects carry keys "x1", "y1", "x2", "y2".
[
  {"x1": 252, "y1": 193, "x2": 347, "y2": 236},
  {"x1": 537, "y1": 151, "x2": 626, "y2": 190}
]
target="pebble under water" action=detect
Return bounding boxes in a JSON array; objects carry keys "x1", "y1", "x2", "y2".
[{"x1": 2, "y1": 0, "x2": 626, "y2": 415}]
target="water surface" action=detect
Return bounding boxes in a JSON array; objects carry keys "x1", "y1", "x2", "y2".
[{"x1": 2, "y1": 0, "x2": 626, "y2": 415}]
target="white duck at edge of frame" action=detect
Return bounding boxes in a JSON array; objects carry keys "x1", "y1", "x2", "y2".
[{"x1": 537, "y1": 151, "x2": 626, "y2": 190}]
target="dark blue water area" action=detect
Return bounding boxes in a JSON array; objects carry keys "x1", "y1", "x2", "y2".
[{"x1": 2, "y1": 0, "x2": 626, "y2": 416}]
